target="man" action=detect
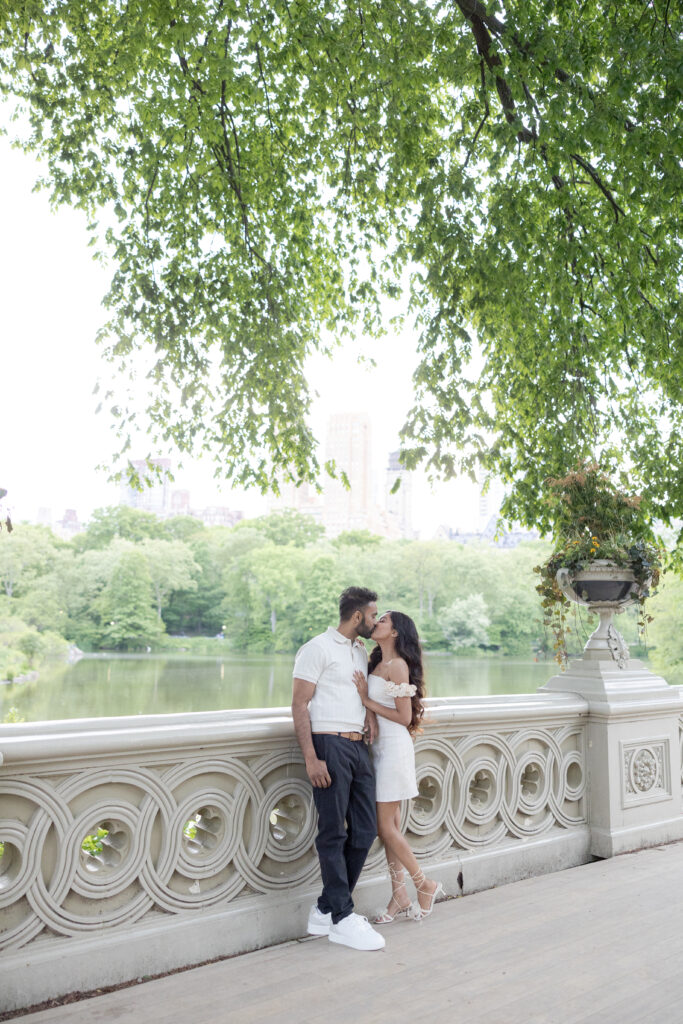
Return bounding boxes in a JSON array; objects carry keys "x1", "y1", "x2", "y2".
[{"x1": 291, "y1": 586, "x2": 385, "y2": 951}]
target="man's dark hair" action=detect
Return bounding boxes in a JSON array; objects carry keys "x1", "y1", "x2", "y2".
[{"x1": 339, "y1": 586, "x2": 378, "y2": 621}]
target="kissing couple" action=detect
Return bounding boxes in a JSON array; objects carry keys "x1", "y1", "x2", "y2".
[{"x1": 291, "y1": 586, "x2": 444, "y2": 951}]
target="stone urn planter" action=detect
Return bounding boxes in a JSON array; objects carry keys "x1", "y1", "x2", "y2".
[
  {"x1": 533, "y1": 462, "x2": 663, "y2": 669},
  {"x1": 556, "y1": 559, "x2": 643, "y2": 667}
]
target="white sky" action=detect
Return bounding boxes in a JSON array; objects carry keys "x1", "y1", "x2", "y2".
[{"x1": 1, "y1": 130, "x2": 484, "y2": 536}]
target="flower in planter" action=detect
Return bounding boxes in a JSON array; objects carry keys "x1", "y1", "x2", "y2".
[{"x1": 534, "y1": 462, "x2": 663, "y2": 667}]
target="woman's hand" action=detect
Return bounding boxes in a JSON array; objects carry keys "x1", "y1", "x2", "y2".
[{"x1": 353, "y1": 669, "x2": 369, "y2": 703}]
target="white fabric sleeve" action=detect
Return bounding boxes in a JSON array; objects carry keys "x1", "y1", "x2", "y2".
[
  {"x1": 384, "y1": 680, "x2": 417, "y2": 698},
  {"x1": 293, "y1": 640, "x2": 327, "y2": 685},
  {"x1": 385, "y1": 684, "x2": 417, "y2": 700}
]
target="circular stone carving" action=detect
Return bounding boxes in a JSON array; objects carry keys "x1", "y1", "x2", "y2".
[
  {"x1": 631, "y1": 748, "x2": 658, "y2": 793},
  {"x1": 0, "y1": 718, "x2": 590, "y2": 954},
  {"x1": 182, "y1": 806, "x2": 224, "y2": 857},
  {"x1": 565, "y1": 758, "x2": 583, "y2": 796},
  {"x1": 521, "y1": 762, "x2": 541, "y2": 799},
  {"x1": 173, "y1": 790, "x2": 237, "y2": 882},
  {"x1": 268, "y1": 794, "x2": 306, "y2": 846},
  {"x1": 413, "y1": 774, "x2": 440, "y2": 819},
  {"x1": 0, "y1": 840, "x2": 20, "y2": 889},
  {"x1": 468, "y1": 768, "x2": 495, "y2": 813},
  {"x1": 263, "y1": 779, "x2": 317, "y2": 863},
  {"x1": 79, "y1": 819, "x2": 130, "y2": 875}
]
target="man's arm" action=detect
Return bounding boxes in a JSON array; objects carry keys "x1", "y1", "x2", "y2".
[{"x1": 292, "y1": 677, "x2": 332, "y2": 788}]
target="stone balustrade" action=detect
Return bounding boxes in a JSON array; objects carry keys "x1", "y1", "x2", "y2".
[{"x1": 1, "y1": 672, "x2": 682, "y2": 1014}]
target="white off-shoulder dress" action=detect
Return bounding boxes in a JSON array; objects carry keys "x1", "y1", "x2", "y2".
[{"x1": 368, "y1": 673, "x2": 418, "y2": 802}]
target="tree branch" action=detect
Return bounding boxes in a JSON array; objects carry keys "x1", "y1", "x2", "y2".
[
  {"x1": 456, "y1": 3, "x2": 536, "y2": 142},
  {"x1": 642, "y1": 243, "x2": 658, "y2": 267},
  {"x1": 570, "y1": 153, "x2": 626, "y2": 221},
  {"x1": 464, "y1": 58, "x2": 490, "y2": 169},
  {"x1": 454, "y1": 0, "x2": 506, "y2": 37},
  {"x1": 357, "y1": 1, "x2": 366, "y2": 49},
  {"x1": 217, "y1": 72, "x2": 268, "y2": 268}
]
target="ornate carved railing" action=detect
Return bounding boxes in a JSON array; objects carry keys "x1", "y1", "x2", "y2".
[{"x1": 0, "y1": 694, "x2": 588, "y2": 1010}]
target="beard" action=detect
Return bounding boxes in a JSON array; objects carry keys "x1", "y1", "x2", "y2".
[{"x1": 356, "y1": 622, "x2": 376, "y2": 640}]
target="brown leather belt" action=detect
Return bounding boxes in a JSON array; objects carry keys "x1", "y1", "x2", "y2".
[{"x1": 314, "y1": 731, "x2": 365, "y2": 741}]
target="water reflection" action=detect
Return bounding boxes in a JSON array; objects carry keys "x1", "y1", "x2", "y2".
[{"x1": 1, "y1": 653, "x2": 558, "y2": 723}]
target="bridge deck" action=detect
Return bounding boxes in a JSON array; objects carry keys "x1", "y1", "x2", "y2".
[{"x1": 16, "y1": 841, "x2": 683, "y2": 1024}]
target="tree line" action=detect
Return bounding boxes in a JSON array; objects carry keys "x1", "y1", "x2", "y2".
[{"x1": 1, "y1": 507, "x2": 680, "y2": 683}]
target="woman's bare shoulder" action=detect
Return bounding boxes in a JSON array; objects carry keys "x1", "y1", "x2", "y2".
[{"x1": 387, "y1": 657, "x2": 409, "y2": 683}]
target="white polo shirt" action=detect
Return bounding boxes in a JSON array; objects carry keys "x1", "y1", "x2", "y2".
[{"x1": 293, "y1": 627, "x2": 368, "y2": 733}]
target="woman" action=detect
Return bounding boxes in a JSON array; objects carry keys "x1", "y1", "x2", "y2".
[{"x1": 353, "y1": 610, "x2": 444, "y2": 923}]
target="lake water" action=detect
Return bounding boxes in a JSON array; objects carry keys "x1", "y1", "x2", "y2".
[{"x1": 0, "y1": 653, "x2": 559, "y2": 723}]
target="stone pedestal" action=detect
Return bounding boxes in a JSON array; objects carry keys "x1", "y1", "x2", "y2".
[{"x1": 542, "y1": 655, "x2": 683, "y2": 857}]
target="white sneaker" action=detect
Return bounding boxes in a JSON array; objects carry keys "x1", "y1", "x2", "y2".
[
  {"x1": 328, "y1": 913, "x2": 386, "y2": 950},
  {"x1": 307, "y1": 904, "x2": 332, "y2": 935}
]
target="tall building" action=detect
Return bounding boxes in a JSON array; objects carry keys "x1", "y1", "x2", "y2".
[
  {"x1": 476, "y1": 476, "x2": 505, "y2": 532},
  {"x1": 435, "y1": 474, "x2": 539, "y2": 547},
  {"x1": 385, "y1": 450, "x2": 414, "y2": 538},
  {"x1": 171, "y1": 489, "x2": 191, "y2": 516},
  {"x1": 36, "y1": 507, "x2": 53, "y2": 528},
  {"x1": 119, "y1": 458, "x2": 172, "y2": 516},
  {"x1": 322, "y1": 413, "x2": 373, "y2": 536},
  {"x1": 55, "y1": 508, "x2": 82, "y2": 539},
  {"x1": 270, "y1": 422, "x2": 413, "y2": 539},
  {"x1": 118, "y1": 458, "x2": 243, "y2": 526},
  {"x1": 195, "y1": 507, "x2": 243, "y2": 528}
]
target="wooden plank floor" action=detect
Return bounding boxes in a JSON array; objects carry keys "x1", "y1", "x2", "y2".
[{"x1": 16, "y1": 842, "x2": 683, "y2": 1024}]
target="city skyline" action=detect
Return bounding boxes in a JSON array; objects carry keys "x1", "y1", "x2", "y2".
[
  {"x1": 271, "y1": 415, "x2": 417, "y2": 539},
  {"x1": 23, "y1": 444, "x2": 504, "y2": 542},
  {"x1": 6, "y1": 427, "x2": 504, "y2": 541},
  {"x1": 2, "y1": 131, "x2": 499, "y2": 541},
  {"x1": 323, "y1": 412, "x2": 374, "y2": 535}
]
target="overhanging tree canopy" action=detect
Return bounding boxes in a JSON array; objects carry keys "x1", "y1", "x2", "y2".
[{"x1": 1, "y1": 0, "x2": 681, "y2": 534}]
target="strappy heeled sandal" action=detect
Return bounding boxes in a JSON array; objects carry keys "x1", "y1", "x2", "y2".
[
  {"x1": 408, "y1": 867, "x2": 445, "y2": 921},
  {"x1": 373, "y1": 865, "x2": 412, "y2": 924}
]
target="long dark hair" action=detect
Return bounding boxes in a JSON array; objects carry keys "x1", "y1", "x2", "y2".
[{"x1": 368, "y1": 611, "x2": 425, "y2": 735}]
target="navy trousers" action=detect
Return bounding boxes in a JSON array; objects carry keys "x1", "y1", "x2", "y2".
[{"x1": 311, "y1": 734, "x2": 377, "y2": 924}]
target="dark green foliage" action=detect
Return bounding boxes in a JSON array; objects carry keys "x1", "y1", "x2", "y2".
[
  {"x1": 1, "y1": 2, "x2": 680, "y2": 531},
  {"x1": 333, "y1": 531, "x2": 384, "y2": 549},
  {"x1": 163, "y1": 535, "x2": 226, "y2": 636},
  {"x1": 237, "y1": 510, "x2": 325, "y2": 548},
  {"x1": 140, "y1": 538, "x2": 200, "y2": 618},
  {"x1": 648, "y1": 575, "x2": 683, "y2": 685},
  {"x1": 162, "y1": 516, "x2": 207, "y2": 543},
  {"x1": 439, "y1": 595, "x2": 491, "y2": 651},
  {"x1": 0, "y1": 525, "x2": 63, "y2": 598},
  {"x1": 76, "y1": 507, "x2": 167, "y2": 550},
  {"x1": 3, "y1": 507, "x2": 680, "y2": 668},
  {"x1": 291, "y1": 555, "x2": 341, "y2": 645},
  {"x1": 97, "y1": 549, "x2": 164, "y2": 650},
  {"x1": 16, "y1": 630, "x2": 45, "y2": 666}
]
